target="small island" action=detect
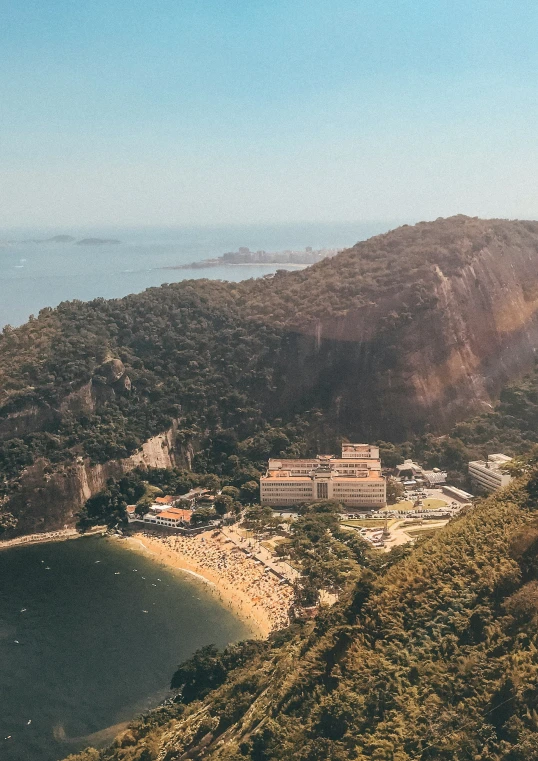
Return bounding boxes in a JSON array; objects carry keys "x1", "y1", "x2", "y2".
[
  {"x1": 163, "y1": 245, "x2": 341, "y2": 270},
  {"x1": 76, "y1": 238, "x2": 121, "y2": 246},
  {"x1": 14, "y1": 235, "x2": 121, "y2": 246},
  {"x1": 20, "y1": 235, "x2": 76, "y2": 244}
]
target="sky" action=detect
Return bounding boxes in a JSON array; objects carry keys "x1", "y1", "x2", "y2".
[{"x1": 1, "y1": 0, "x2": 538, "y2": 228}]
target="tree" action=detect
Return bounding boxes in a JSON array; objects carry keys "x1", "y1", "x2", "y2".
[
  {"x1": 135, "y1": 495, "x2": 153, "y2": 516},
  {"x1": 0, "y1": 510, "x2": 17, "y2": 534},
  {"x1": 239, "y1": 480, "x2": 260, "y2": 504},
  {"x1": 191, "y1": 507, "x2": 218, "y2": 525},
  {"x1": 201, "y1": 474, "x2": 221, "y2": 494},
  {"x1": 221, "y1": 486, "x2": 240, "y2": 499},
  {"x1": 171, "y1": 640, "x2": 265, "y2": 704},
  {"x1": 386, "y1": 478, "x2": 404, "y2": 504},
  {"x1": 242, "y1": 505, "x2": 278, "y2": 533},
  {"x1": 376, "y1": 440, "x2": 405, "y2": 469},
  {"x1": 293, "y1": 577, "x2": 320, "y2": 607},
  {"x1": 171, "y1": 644, "x2": 225, "y2": 702},
  {"x1": 214, "y1": 494, "x2": 234, "y2": 517}
]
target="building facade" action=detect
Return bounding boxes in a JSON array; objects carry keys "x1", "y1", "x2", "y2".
[
  {"x1": 260, "y1": 445, "x2": 386, "y2": 508},
  {"x1": 468, "y1": 454, "x2": 512, "y2": 493}
]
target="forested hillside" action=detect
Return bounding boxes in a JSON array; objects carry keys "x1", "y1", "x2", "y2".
[
  {"x1": 65, "y1": 459, "x2": 538, "y2": 761},
  {"x1": 3, "y1": 215, "x2": 538, "y2": 534}
]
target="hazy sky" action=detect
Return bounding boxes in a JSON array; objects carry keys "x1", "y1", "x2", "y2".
[{"x1": 2, "y1": 0, "x2": 538, "y2": 228}]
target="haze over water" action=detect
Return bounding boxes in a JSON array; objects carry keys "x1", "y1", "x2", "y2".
[
  {"x1": 0, "y1": 221, "x2": 395, "y2": 329},
  {"x1": 0, "y1": 536, "x2": 251, "y2": 761}
]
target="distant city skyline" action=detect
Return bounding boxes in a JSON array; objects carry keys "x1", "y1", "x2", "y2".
[{"x1": 2, "y1": 0, "x2": 538, "y2": 227}]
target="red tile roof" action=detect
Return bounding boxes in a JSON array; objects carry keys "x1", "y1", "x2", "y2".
[{"x1": 157, "y1": 508, "x2": 192, "y2": 522}]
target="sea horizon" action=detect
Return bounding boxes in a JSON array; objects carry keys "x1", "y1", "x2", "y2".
[{"x1": 0, "y1": 220, "x2": 403, "y2": 329}]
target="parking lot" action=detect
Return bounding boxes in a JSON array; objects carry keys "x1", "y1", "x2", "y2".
[{"x1": 340, "y1": 487, "x2": 472, "y2": 549}]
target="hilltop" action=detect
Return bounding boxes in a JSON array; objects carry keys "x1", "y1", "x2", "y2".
[{"x1": 2, "y1": 215, "x2": 538, "y2": 534}]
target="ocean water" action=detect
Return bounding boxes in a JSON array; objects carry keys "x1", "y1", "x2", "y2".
[
  {"x1": 0, "y1": 221, "x2": 395, "y2": 328},
  {"x1": 0, "y1": 536, "x2": 251, "y2": 761}
]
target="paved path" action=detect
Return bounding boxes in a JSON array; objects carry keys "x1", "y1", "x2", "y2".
[
  {"x1": 222, "y1": 527, "x2": 299, "y2": 583},
  {"x1": 382, "y1": 519, "x2": 449, "y2": 550}
]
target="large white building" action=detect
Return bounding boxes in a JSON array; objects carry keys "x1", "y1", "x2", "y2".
[
  {"x1": 260, "y1": 444, "x2": 386, "y2": 508},
  {"x1": 468, "y1": 454, "x2": 512, "y2": 493}
]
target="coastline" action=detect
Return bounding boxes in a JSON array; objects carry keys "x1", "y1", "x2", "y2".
[
  {"x1": 0, "y1": 526, "x2": 293, "y2": 639},
  {"x1": 0, "y1": 526, "x2": 106, "y2": 552},
  {"x1": 122, "y1": 531, "x2": 293, "y2": 639},
  {"x1": 162, "y1": 262, "x2": 307, "y2": 271}
]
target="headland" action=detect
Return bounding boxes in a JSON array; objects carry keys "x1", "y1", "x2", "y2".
[{"x1": 162, "y1": 245, "x2": 340, "y2": 270}]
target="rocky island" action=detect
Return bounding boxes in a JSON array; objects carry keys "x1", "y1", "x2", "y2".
[{"x1": 19, "y1": 234, "x2": 77, "y2": 244}]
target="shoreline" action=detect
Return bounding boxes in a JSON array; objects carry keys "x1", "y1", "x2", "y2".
[
  {"x1": 0, "y1": 527, "x2": 293, "y2": 640},
  {"x1": 0, "y1": 526, "x2": 106, "y2": 552},
  {"x1": 161, "y1": 262, "x2": 308, "y2": 271},
  {"x1": 122, "y1": 531, "x2": 293, "y2": 639}
]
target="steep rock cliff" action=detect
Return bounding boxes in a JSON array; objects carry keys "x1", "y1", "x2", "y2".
[
  {"x1": 3, "y1": 424, "x2": 189, "y2": 536},
  {"x1": 271, "y1": 217, "x2": 538, "y2": 438}
]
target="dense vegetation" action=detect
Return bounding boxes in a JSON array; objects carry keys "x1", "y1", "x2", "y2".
[
  {"x1": 76, "y1": 466, "x2": 254, "y2": 531},
  {"x1": 6, "y1": 215, "x2": 538, "y2": 758},
  {"x1": 236, "y1": 215, "x2": 538, "y2": 327},
  {"x1": 65, "y1": 457, "x2": 538, "y2": 761}
]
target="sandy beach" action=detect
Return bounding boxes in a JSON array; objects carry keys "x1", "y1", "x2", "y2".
[{"x1": 125, "y1": 530, "x2": 294, "y2": 638}]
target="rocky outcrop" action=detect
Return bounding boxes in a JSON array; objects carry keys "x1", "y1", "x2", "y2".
[
  {"x1": 3, "y1": 423, "x2": 192, "y2": 537},
  {"x1": 0, "y1": 405, "x2": 57, "y2": 440},
  {"x1": 0, "y1": 359, "x2": 132, "y2": 441},
  {"x1": 274, "y1": 219, "x2": 538, "y2": 439}
]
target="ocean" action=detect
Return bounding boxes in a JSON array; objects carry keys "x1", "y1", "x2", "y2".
[
  {"x1": 0, "y1": 536, "x2": 251, "y2": 761},
  {"x1": 0, "y1": 221, "x2": 396, "y2": 329}
]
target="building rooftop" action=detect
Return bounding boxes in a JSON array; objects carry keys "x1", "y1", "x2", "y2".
[
  {"x1": 262, "y1": 469, "x2": 384, "y2": 481},
  {"x1": 396, "y1": 459, "x2": 423, "y2": 473},
  {"x1": 469, "y1": 454, "x2": 512, "y2": 471},
  {"x1": 157, "y1": 508, "x2": 192, "y2": 522},
  {"x1": 154, "y1": 496, "x2": 176, "y2": 505}
]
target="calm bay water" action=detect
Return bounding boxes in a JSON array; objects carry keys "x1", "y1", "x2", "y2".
[
  {"x1": 0, "y1": 536, "x2": 250, "y2": 761},
  {"x1": 0, "y1": 221, "x2": 395, "y2": 328}
]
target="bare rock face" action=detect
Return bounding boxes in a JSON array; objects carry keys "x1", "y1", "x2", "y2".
[
  {"x1": 3, "y1": 424, "x2": 193, "y2": 536},
  {"x1": 95, "y1": 358, "x2": 126, "y2": 384},
  {"x1": 0, "y1": 406, "x2": 57, "y2": 440},
  {"x1": 273, "y1": 217, "x2": 538, "y2": 439},
  {"x1": 0, "y1": 358, "x2": 132, "y2": 443},
  {"x1": 92, "y1": 358, "x2": 131, "y2": 394}
]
